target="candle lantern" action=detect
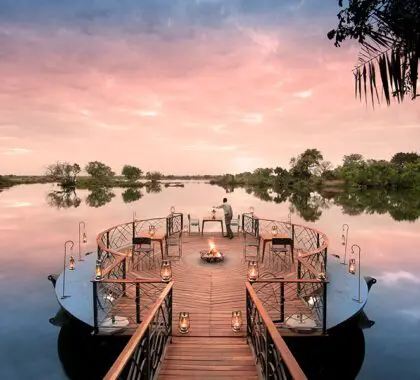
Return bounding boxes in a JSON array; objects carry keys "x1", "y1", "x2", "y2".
[
  {"x1": 170, "y1": 206, "x2": 175, "y2": 215},
  {"x1": 211, "y1": 208, "x2": 216, "y2": 220},
  {"x1": 82, "y1": 232, "x2": 87, "y2": 244},
  {"x1": 247, "y1": 261, "x2": 259, "y2": 282},
  {"x1": 348, "y1": 258, "x2": 356, "y2": 275},
  {"x1": 249, "y1": 206, "x2": 254, "y2": 215},
  {"x1": 69, "y1": 255, "x2": 75, "y2": 270},
  {"x1": 95, "y1": 259, "x2": 103, "y2": 280},
  {"x1": 148, "y1": 225, "x2": 156, "y2": 237},
  {"x1": 179, "y1": 312, "x2": 190, "y2": 334},
  {"x1": 231, "y1": 311, "x2": 242, "y2": 332},
  {"x1": 271, "y1": 225, "x2": 278, "y2": 236},
  {"x1": 160, "y1": 260, "x2": 172, "y2": 282}
]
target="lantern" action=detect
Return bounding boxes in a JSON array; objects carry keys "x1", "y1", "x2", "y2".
[
  {"x1": 179, "y1": 312, "x2": 190, "y2": 334},
  {"x1": 95, "y1": 259, "x2": 103, "y2": 280},
  {"x1": 249, "y1": 206, "x2": 254, "y2": 215},
  {"x1": 149, "y1": 225, "x2": 156, "y2": 237},
  {"x1": 69, "y1": 255, "x2": 75, "y2": 270},
  {"x1": 170, "y1": 206, "x2": 175, "y2": 215},
  {"x1": 271, "y1": 225, "x2": 278, "y2": 236},
  {"x1": 247, "y1": 261, "x2": 259, "y2": 282},
  {"x1": 318, "y1": 272, "x2": 326, "y2": 280},
  {"x1": 348, "y1": 258, "x2": 356, "y2": 275},
  {"x1": 82, "y1": 232, "x2": 88, "y2": 244},
  {"x1": 211, "y1": 208, "x2": 216, "y2": 220},
  {"x1": 231, "y1": 311, "x2": 242, "y2": 332},
  {"x1": 160, "y1": 260, "x2": 172, "y2": 282}
]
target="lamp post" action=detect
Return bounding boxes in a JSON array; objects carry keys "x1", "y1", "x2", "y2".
[
  {"x1": 341, "y1": 224, "x2": 349, "y2": 265},
  {"x1": 78, "y1": 221, "x2": 87, "y2": 261},
  {"x1": 62, "y1": 240, "x2": 74, "y2": 299},
  {"x1": 349, "y1": 244, "x2": 362, "y2": 303}
]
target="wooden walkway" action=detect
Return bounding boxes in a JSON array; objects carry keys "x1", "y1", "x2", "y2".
[{"x1": 159, "y1": 336, "x2": 259, "y2": 379}]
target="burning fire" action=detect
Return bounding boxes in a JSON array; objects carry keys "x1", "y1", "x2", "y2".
[{"x1": 208, "y1": 240, "x2": 222, "y2": 257}]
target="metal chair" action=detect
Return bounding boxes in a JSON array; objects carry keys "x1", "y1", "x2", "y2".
[
  {"x1": 165, "y1": 231, "x2": 182, "y2": 259},
  {"x1": 230, "y1": 214, "x2": 241, "y2": 236},
  {"x1": 270, "y1": 237, "x2": 293, "y2": 270},
  {"x1": 132, "y1": 237, "x2": 154, "y2": 270},
  {"x1": 243, "y1": 232, "x2": 260, "y2": 262},
  {"x1": 187, "y1": 214, "x2": 200, "y2": 235}
]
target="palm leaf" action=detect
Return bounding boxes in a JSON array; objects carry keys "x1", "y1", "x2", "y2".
[
  {"x1": 363, "y1": 64, "x2": 367, "y2": 106},
  {"x1": 378, "y1": 55, "x2": 390, "y2": 105},
  {"x1": 369, "y1": 62, "x2": 375, "y2": 108}
]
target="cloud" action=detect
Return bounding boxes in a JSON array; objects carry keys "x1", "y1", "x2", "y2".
[
  {"x1": 137, "y1": 110, "x2": 159, "y2": 117},
  {"x1": 1, "y1": 148, "x2": 31, "y2": 155},
  {"x1": 241, "y1": 113, "x2": 264, "y2": 124},
  {"x1": 293, "y1": 89, "x2": 313, "y2": 99},
  {"x1": 378, "y1": 271, "x2": 420, "y2": 286},
  {"x1": 183, "y1": 140, "x2": 237, "y2": 151}
]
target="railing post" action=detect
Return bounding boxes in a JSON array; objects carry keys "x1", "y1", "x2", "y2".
[
  {"x1": 132, "y1": 221, "x2": 135, "y2": 239},
  {"x1": 322, "y1": 281, "x2": 327, "y2": 334},
  {"x1": 136, "y1": 283, "x2": 141, "y2": 324},
  {"x1": 169, "y1": 287, "x2": 173, "y2": 343},
  {"x1": 280, "y1": 282, "x2": 285, "y2": 323},
  {"x1": 122, "y1": 258, "x2": 126, "y2": 294},
  {"x1": 92, "y1": 281, "x2": 99, "y2": 334},
  {"x1": 106, "y1": 231, "x2": 110, "y2": 249},
  {"x1": 265, "y1": 323, "x2": 270, "y2": 378},
  {"x1": 97, "y1": 245, "x2": 101, "y2": 261},
  {"x1": 246, "y1": 288, "x2": 251, "y2": 339}
]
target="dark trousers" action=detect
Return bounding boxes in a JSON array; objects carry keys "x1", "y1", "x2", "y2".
[{"x1": 225, "y1": 218, "x2": 233, "y2": 238}]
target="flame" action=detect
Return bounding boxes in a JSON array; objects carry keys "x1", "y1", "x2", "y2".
[{"x1": 208, "y1": 240, "x2": 218, "y2": 255}]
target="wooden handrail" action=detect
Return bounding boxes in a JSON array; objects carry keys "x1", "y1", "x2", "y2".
[
  {"x1": 100, "y1": 255, "x2": 126, "y2": 278},
  {"x1": 254, "y1": 278, "x2": 328, "y2": 284},
  {"x1": 100, "y1": 278, "x2": 164, "y2": 284},
  {"x1": 104, "y1": 281, "x2": 174, "y2": 380},
  {"x1": 297, "y1": 258, "x2": 324, "y2": 278},
  {"x1": 246, "y1": 282, "x2": 308, "y2": 380}
]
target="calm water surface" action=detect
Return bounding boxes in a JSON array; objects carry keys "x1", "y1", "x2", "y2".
[{"x1": 1, "y1": 183, "x2": 419, "y2": 379}]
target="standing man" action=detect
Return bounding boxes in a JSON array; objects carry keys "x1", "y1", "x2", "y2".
[{"x1": 214, "y1": 198, "x2": 234, "y2": 239}]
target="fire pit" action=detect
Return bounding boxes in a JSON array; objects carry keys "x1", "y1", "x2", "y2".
[{"x1": 200, "y1": 241, "x2": 224, "y2": 263}]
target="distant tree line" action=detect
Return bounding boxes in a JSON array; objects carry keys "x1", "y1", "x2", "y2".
[{"x1": 213, "y1": 149, "x2": 420, "y2": 190}]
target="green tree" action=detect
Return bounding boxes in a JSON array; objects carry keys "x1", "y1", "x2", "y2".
[
  {"x1": 122, "y1": 165, "x2": 142, "y2": 181},
  {"x1": 390, "y1": 152, "x2": 420, "y2": 171},
  {"x1": 45, "y1": 162, "x2": 81, "y2": 187},
  {"x1": 290, "y1": 149, "x2": 323, "y2": 179},
  {"x1": 328, "y1": 0, "x2": 419, "y2": 107},
  {"x1": 85, "y1": 161, "x2": 115, "y2": 181},
  {"x1": 145, "y1": 171, "x2": 162, "y2": 181}
]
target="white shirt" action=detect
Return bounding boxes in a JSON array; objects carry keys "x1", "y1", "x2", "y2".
[{"x1": 216, "y1": 203, "x2": 233, "y2": 219}]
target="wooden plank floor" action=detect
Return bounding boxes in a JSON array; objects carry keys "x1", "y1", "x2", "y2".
[{"x1": 158, "y1": 336, "x2": 259, "y2": 380}]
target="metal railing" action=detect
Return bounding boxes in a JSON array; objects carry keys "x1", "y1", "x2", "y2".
[
  {"x1": 104, "y1": 282, "x2": 173, "y2": 380},
  {"x1": 246, "y1": 282, "x2": 307, "y2": 380}
]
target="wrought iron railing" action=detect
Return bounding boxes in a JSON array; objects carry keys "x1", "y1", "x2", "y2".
[
  {"x1": 242, "y1": 213, "x2": 259, "y2": 236},
  {"x1": 166, "y1": 212, "x2": 183, "y2": 236},
  {"x1": 104, "y1": 282, "x2": 173, "y2": 380},
  {"x1": 246, "y1": 282, "x2": 307, "y2": 380}
]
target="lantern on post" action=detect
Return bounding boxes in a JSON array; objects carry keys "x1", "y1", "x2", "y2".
[
  {"x1": 231, "y1": 311, "x2": 242, "y2": 332},
  {"x1": 247, "y1": 261, "x2": 259, "y2": 282},
  {"x1": 160, "y1": 260, "x2": 172, "y2": 282},
  {"x1": 69, "y1": 255, "x2": 75, "y2": 270},
  {"x1": 349, "y1": 244, "x2": 362, "y2": 303},
  {"x1": 170, "y1": 206, "x2": 175, "y2": 215},
  {"x1": 95, "y1": 259, "x2": 103, "y2": 280},
  {"x1": 78, "y1": 221, "x2": 87, "y2": 261},
  {"x1": 179, "y1": 312, "x2": 190, "y2": 334}
]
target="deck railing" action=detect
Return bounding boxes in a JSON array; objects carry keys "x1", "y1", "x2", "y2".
[
  {"x1": 104, "y1": 282, "x2": 173, "y2": 380},
  {"x1": 246, "y1": 282, "x2": 307, "y2": 380}
]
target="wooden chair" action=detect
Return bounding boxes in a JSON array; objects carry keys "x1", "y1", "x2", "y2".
[
  {"x1": 165, "y1": 231, "x2": 183, "y2": 259},
  {"x1": 132, "y1": 237, "x2": 154, "y2": 270},
  {"x1": 187, "y1": 214, "x2": 200, "y2": 235},
  {"x1": 270, "y1": 237, "x2": 293, "y2": 270}
]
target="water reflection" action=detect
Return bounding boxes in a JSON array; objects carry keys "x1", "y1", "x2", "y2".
[
  {"x1": 47, "y1": 189, "x2": 82, "y2": 209},
  {"x1": 85, "y1": 187, "x2": 115, "y2": 208},
  {"x1": 55, "y1": 317, "x2": 128, "y2": 380},
  {"x1": 122, "y1": 188, "x2": 143, "y2": 203},
  {"x1": 145, "y1": 181, "x2": 162, "y2": 193}
]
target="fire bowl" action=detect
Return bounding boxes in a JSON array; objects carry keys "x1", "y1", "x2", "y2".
[{"x1": 200, "y1": 249, "x2": 224, "y2": 263}]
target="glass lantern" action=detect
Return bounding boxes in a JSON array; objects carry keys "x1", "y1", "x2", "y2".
[
  {"x1": 348, "y1": 258, "x2": 356, "y2": 274},
  {"x1": 69, "y1": 255, "x2": 75, "y2": 270},
  {"x1": 148, "y1": 225, "x2": 156, "y2": 237},
  {"x1": 271, "y1": 225, "x2": 278, "y2": 236},
  {"x1": 95, "y1": 259, "x2": 103, "y2": 280},
  {"x1": 82, "y1": 232, "x2": 88, "y2": 244},
  {"x1": 247, "y1": 261, "x2": 259, "y2": 282},
  {"x1": 211, "y1": 208, "x2": 216, "y2": 219},
  {"x1": 179, "y1": 312, "x2": 190, "y2": 334},
  {"x1": 249, "y1": 206, "x2": 254, "y2": 215},
  {"x1": 231, "y1": 311, "x2": 242, "y2": 332},
  {"x1": 170, "y1": 206, "x2": 175, "y2": 215},
  {"x1": 160, "y1": 260, "x2": 172, "y2": 282}
]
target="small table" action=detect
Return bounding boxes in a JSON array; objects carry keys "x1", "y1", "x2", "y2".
[
  {"x1": 201, "y1": 216, "x2": 225, "y2": 236},
  {"x1": 136, "y1": 232, "x2": 166, "y2": 259},
  {"x1": 260, "y1": 232, "x2": 289, "y2": 262}
]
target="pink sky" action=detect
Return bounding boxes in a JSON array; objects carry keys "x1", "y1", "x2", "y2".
[{"x1": 0, "y1": 0, "x2": 419, "y2": 175}]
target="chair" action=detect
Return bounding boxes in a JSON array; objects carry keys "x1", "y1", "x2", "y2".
[
  {"x1": 230, "y1": 215, "x2": 241, "y2": 236},
  {"x1": 270, "y1": 237, "x2": 293, "y2": 270},
  {"x1": 243, "y1": 232, "x2": 260, "y2": 261},
  {"x1": 165, "y1": 231, "x2": 183, "y2": 259},
  {"x1": 187, "y1": 214, "x2": 200, "y2": 235},
  {"x1": 132, "y1": 237, "x2": 154, "y2": 270}
]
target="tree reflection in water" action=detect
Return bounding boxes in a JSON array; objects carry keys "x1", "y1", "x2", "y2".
[
  {"x1": 47, "y1": 189, "x2": 82, "y2": 209},
  {"x1": 145, "y1": 181, "x2": 162, "y2": 193},
  {"x1": 122, "y1": 188, "x2": 143, "y2": 203},
  {"x1": 86, "y1": 187, "x2": 115, "y2": 208}
]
